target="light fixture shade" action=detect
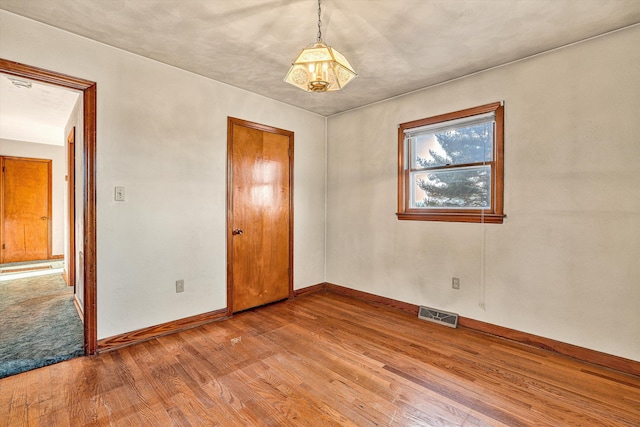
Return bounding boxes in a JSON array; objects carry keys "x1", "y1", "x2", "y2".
[{"x1": 284, "y1": 42, "x2": 357, "y2": 92}]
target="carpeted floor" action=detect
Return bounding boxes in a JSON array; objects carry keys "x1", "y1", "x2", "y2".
[{"x1": 0, "y1": 273, "x2": 84, "y2": 378}]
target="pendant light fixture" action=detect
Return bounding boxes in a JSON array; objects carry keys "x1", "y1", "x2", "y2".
[{"x1": 284, "y1": 0, "x2": 357, "y2": 92}]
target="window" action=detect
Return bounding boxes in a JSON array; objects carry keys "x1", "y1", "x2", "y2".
[{"x1": 397, "y1": 102, "x2": 504, "y2": 223}]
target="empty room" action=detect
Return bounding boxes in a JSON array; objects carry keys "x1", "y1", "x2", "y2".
[{"x1": 0, "y1": 1, "x2": 639, "y2": 425}]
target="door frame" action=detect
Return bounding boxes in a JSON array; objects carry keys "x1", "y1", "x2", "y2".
[
  {"x1": 226, "y1": 117, "x2": 294, "y2": 316},
  {"x1": 0, "y1": 58, "x2": 98, "y2": 355},
  {"x1": 0, "y1": 156, "x2": 52, "y2": 263},
  {"x1": 67, "y1": 127, "x2": 76, "y2": 292}
]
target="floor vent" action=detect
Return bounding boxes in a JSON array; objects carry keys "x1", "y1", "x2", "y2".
[{"x1": 418, "y1": 306, "x2": 459, "y2": 328}]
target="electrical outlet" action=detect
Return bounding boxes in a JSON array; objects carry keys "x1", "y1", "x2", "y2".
[
  {"x1": 452, "y1": 277, "x2": 460, "y2": 290},
  {"x1": 176, "y1": 279, "x2": 184, "y2": 293}
]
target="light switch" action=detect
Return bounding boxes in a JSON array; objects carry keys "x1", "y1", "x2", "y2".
[{"x1": 114, "y1": 186, "x2": 125, "y2": 201}]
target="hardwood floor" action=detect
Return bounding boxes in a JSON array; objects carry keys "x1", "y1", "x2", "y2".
[{"x1": 1, "y1": 291, "x2": 639, "y2": 426}]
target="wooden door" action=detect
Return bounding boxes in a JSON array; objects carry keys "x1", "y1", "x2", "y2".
[
  {"x1": 1, "y1": 157, "x2": 52, "y2": 263},
  {"x1": 227, "y1": 117, "x2": 293, "y2": 313}
]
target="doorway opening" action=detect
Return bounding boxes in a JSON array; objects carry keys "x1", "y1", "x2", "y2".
[
  {"x1": 0, "y1": 85, "x2": 82, "y2": 377},
  {"x1": 0, "y1": 58, "x2": 97, "y2": 356}
]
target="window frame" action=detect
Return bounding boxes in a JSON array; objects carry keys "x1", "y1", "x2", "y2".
[{"x1": 397, "y1": 102, "x2": 505, "y2": 223}]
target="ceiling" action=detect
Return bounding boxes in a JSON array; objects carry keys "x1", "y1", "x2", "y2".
[
  {"x1": 0, "y1": 0, "x2": 639, "y2": 117},
  {"x1": 0, "y1": 73, "x2": 79, "y2": 146}
]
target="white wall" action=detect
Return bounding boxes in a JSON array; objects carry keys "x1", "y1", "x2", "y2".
[
  {"x1": 63, "y1": 95, "x2": 84, "y2": 308},
  {"x1": 0, "y1": 138, "x2": 66, "y2": 257},
  {"x1": 327, "y1": 26, "x2": 640, "y2": 362},
  {"x1": 0, "y1": 10, "x2": 327, "y2": 339}
]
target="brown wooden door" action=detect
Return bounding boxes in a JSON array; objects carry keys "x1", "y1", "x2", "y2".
[
  {"x1": 1, "y1": 157, "x2": 52, "y2": 263},
  {"x1": 227, "y1": 118, "x2": 293, "y2": 313}
]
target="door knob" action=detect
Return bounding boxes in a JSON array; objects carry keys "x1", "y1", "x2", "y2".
[
  {"x1": 41, "y1": 216, "x2": 48, "y2": 220},
  {"x1": 232, "y1": 229, "x2": 244, "y2": 235}
]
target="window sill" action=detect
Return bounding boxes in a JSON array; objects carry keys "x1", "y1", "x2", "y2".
[{"x1": 396, "y1": 212, "x2": 505, "y2": 224}]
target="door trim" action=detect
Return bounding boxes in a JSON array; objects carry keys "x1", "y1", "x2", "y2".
[
  {"x1": 226, "y1": 117, "x2": 294, "y2": 316},
  {"x1": 0, "y1": 58, "x2": 98, "y2": 355},
  {"x1": 0, "y1": 156, "x2": 52, "y2": 263},
  {"x1": 67, "y1": 128, "x2": 76, "y2": 291}
]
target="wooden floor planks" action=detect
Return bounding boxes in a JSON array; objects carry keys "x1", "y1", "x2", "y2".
[{"x1": 1, "y1": 291, "x2": 639, "y2": 426}]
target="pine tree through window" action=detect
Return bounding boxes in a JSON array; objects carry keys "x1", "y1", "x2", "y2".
[{"x1": 397, "y1": 102, "x2": 505, "y2": 223}]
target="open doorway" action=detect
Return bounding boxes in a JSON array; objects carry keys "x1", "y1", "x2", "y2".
[
  {"x1": 0, "y1": 59, "x2": 97, "y2": 362},
  {"x1": 0, "y1": 72, "x2": 84, "y2": 377}
]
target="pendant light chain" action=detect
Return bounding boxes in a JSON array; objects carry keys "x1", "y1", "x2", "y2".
[{"x1": 317, "y1": 0, "x2": 322, "y2": 42}]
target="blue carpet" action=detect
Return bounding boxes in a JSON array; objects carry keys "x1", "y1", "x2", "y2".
[{"x1": 0, "y1": 273, "x2": 84, "y2": 378}]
